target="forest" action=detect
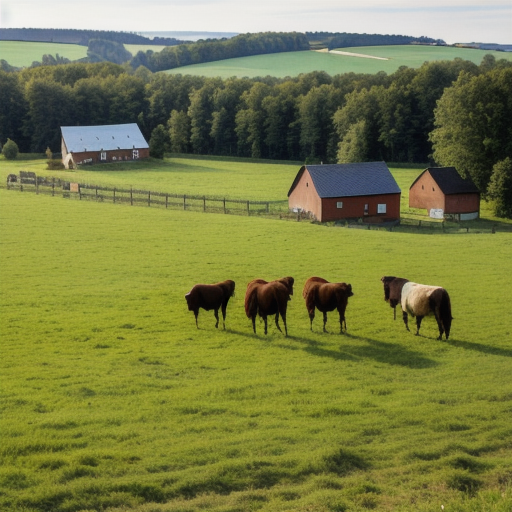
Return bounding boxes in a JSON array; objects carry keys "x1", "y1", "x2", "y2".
[{"x1": 1, "y1": 52, "x2": 511, "y2": 217}]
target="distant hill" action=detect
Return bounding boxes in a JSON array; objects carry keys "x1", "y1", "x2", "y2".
[
  {"x1": 0, "y1": 28, "x2": 186, "y2": 46},
  {"x1": 306, "y1": 31, "x2": 445, "y2": 50}
]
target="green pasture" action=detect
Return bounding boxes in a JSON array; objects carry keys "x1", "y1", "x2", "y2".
[
  {"x1": 164, "y1": 46, "x2": 512, "y2": 79},
  {"x1": 0, "y1": 40, "x2": 88, "y2": 68},
  {"x1": 1, "y1": 155, "x2": 512, "y2": 512}
]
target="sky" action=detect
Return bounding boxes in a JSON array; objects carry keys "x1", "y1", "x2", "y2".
[{"x1": 1, "y1": 0, "x2": 511, "y2": 45}]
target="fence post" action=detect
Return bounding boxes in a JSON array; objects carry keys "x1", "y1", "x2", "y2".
[
  {"x1": 96, "y1": 187, "x2": 98, "y2": 200},
  {"x1": 266, "y1": 202, "x2": 269, "y2": 214},
  {"x1": 203, "y1": 196, "x2": 206, "y2": 212},
  {"x1": 52, "y1": 179, "x2": 55, "y2": 197},
  {"x1": 130, "y1": 188, "x2": 133, "y2": 206},
  {"x1": 113, "y1": 188, "x2": 116, "y2": 204},
  {"x1": 247, "y1": 200, "x2": 250, "y2": 216},
  {"x1": 166, "y1": 194, "x2": 168, "y2": 209},
  {"x1": 183, "y1": 195, "x2": 186, "y2": 210},
  {"x1": 148, "y1": 191, "x2": 151, "y2": 207},
  {"x1": 223, "y1": 198, "x2": 226, "y2": 214}
]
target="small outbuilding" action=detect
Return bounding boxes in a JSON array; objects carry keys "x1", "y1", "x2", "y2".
[
  {"x1": 61, "y1": 123, "x2": 149, "y2": 169},
  {"x1": 287, "y1": 162, "x2": 401, "y2": 223},
  {"x1": 409, "y1": 167, "x2": 480, "y2": 220}
]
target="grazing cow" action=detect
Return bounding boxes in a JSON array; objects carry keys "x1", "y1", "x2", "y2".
[
  {"x1": 303, "y1": 277, "x2": 354, "y2": 333},
  {"x1": 185, "y1": 280, "x2": 235, "y2": 329},
  {"x1": 381, "y1": 275, "x2": 409, "y2": 320},
  {"x1": 381, "y1": 276, "x2": 452, "y2": 340},
  {"x1": 245, "y1": 277, "x2": 294, "y2": 336}
]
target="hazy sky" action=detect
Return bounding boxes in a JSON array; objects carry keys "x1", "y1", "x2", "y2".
[{"x1": 1, "y1": 0, "x2": 511, "y2": 44}]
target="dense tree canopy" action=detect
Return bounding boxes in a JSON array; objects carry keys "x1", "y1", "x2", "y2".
[
  {"x1": 2, "y1": 53, "x2": 511, "y2": 218},
  {"x1": 430, "y1": 67, "x2": 512, "y2": 192}
]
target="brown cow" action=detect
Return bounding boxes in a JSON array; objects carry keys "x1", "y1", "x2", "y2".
[
  {"x1": 245, "y1": 277, "x2": 294, "y2": 336},
  {"x1": 381, "y1": 275, "x2": 409, "y2": 320},
  {"x1": 185, "y1": 280, "x2": 235, "y2": 329},
  {"x1": 303, "y1": 277, "x2": 353, "y2": 333}
]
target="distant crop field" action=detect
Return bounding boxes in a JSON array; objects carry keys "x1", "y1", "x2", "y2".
[
  {"x1": 165, "y1": 46, "x2": 512, "y2": 78},
  {"x1": 124, "y1": 44, "x2": 167, "y2": 55},
  {"x1": 0, "y1": 40, "x2": 88, "y2": 67},
  {"x1": 1, "y1": 172, "x2": 511, "y2": 512}
]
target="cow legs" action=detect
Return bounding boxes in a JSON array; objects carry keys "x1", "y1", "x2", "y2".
[
  {"x1": 308, "y1": 310, "x2": 315, "y2": 331},
  {"x1": 263, "y1": 316, "x2": 268, "y2": 335},
  {"x1": 323, "y1": 312, "x2": 328, "y2": 332},
  {"x1": 274, "y1": 313, "x2": 283, "y2": 333},
  {"x1": 433, "y1": 308, "x2": 444, "y2": 340},
  {"x1": 214, "y1": 309, "x2": 220, "y2": 329},
  {"x1": 194, "y1": 310, "x2": 199, "y2": 329},
  {"x1": 251, "y1": 315, "x2": 256, "y2": 334},
  {"x1": 281, "y1": 313, "x2": 288, "y2": 337},
  {"x1": 402, "y1": 310, "x2": 410, "y2": 331},
  {"x1": 415, "y1": 316, "x2": 424, "y2": 336},
  {"x1": 339, "y1": 314, "x2": 347, "y2": 333},
  {"x1": 221, "y1": 303, "x2": 227, "y2": 330}
]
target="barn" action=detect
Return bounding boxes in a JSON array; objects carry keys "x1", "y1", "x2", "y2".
[
  {"x1": 287, "y1": 162, "x2": 401, "y2": 223},
  {"x1": 409, "y1": 167, "x2": 480, "y2": 220},
  {"x1": 61, "y1": 123, "x2": 149, "y2": 169}
]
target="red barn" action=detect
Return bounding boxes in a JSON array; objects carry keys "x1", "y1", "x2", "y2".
[
  {"x1": 61, "y1": 123, "x2": 149, "y2": 169},
  {"x1": 288, "y1": 162, "x2": 401, "y2": 223},
  {"x1": 409, "y1": 167, "x2": 480, "y2": 220}
]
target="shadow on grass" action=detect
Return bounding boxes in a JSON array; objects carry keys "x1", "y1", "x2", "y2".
[
  {"x1": 276, "y1": 333, "x2": 437, "y2": 369},
  {"x1": 446, "y1": 338, "x2": 512, "y2": 358}
]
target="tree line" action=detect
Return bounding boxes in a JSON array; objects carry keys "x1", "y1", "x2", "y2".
[
  {"x1": 1, "y1": 54, "x2": 511, "y2": 217},
  {"x1": 129, "y1": 32, "x2": 310, "y2": 72},
  {"x1": 0, "y1": 28, "x2": 185, "y2": 46}
]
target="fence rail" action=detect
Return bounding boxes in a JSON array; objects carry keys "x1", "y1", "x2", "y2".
[{"x1": 4, "y1": 177, "x2": 291, "y2": 218}]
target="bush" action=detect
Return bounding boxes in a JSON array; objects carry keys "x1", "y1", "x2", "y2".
[
  {"x1": 46, "y1": 159, "x2": 65, "y2": 170},
  {"x1": 2, "y1": 138, "x2": 19, "y2": 160}
]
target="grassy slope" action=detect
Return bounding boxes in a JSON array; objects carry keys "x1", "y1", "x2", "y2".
[
  {"x1": 0, "y1": 40, "x2": 88, "y2": 67},
  {"x1": 1, "y1": 156, "x2": 512, "y2": 511},
  {"x1": 164, "y1": 46, "x2": 512, "y2": 79}
]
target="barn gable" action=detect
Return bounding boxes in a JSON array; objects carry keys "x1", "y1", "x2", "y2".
[
  {"x1": 61, "y1": 123, "x2": 149, "y2": 168},
  {"x1": 409, "y1": 167, "x2": 480, "y2": 220},
  {"x1": 288, "y1": 162, "x2": 401, "y2": 222}
]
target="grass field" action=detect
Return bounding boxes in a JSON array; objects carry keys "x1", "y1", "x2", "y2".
[
  {"x1": 164, "y1": 46, "x2": 512, "y2": 79},
  {"x1": 1, "y1": 154, "x2": 512, "y2": 512},
  {"x1": 3, "y1": 40, "x2": 511, "y2": 75},
  {"x1": 0, "y1": 40, "x2": 88, "y2": 67}
]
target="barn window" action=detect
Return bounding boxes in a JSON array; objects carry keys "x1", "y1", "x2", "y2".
[
  {"x1": 422, "y1": 185, "x2": 424, "y2": 190},
  {"x1": 364, "y1": 203, "x2": 369, "y2": 215},
  {"x1": 306, "y1": 182, "x2": 309, "y2": 187},
  {"x1": 100, "y1": 152, "x2": 106, "y2": 161},
  {"x1": 377, "y1": 203, "x2": 386, "y2": 214},
  {"x1": 432, "y1": 187, "x2": 435, "y2": 191},
  {"x1": 337, "y1": 201, "x2": 343, "y2": 209}
]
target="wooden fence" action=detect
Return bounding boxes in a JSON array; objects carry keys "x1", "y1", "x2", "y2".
[{"x1": 5, "y1": 176, "x2": 290, "y2": 218}]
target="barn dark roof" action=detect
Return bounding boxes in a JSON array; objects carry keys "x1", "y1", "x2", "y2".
[
  {"x1": 411, "y1": 167, "x2": 480, "y2": 195},
  {"x1": 288, "y1": 162, "x2": 401, "y2": 198},
  {"x1": 61, "y1": 123, "x2": 148, "y2": 153}
]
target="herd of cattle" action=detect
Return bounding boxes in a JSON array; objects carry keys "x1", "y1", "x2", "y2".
[{"x1": 185, "y1": 276, "x2": 452, "y2": 340}]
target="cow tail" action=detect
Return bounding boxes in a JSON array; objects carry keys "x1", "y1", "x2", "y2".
[{"x1": 245, "y1": 286, "x2": 258, "y2": 318}]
